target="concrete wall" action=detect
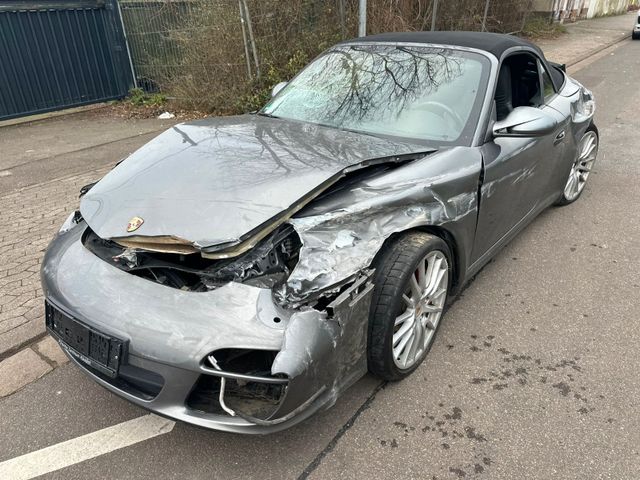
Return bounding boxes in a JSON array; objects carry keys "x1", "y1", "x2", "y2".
[
  {"x1": 555, "y1": 0, "x2": 589, "y2": 21},
  {"x1": 535, "y1": 0, "x2": 639, "y2": 21},
  {"x1": 586, "y1": 0, "x2": 636, "y2": 17}
]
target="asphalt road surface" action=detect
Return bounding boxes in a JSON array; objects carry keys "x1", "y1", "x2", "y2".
[{"x1": 1, "y1": 39, "x2": 639, "y2": 480}]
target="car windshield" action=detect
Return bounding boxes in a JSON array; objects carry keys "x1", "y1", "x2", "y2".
[{"x1": 261, "y1": 44, "x2": 490, "y2": 146}]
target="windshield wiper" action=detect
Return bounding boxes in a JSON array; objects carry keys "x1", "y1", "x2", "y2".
[
  {"x1": 257, "y1": 112, "x2": 280, "y2": 119},
  {"x1": 311, "y1": 121, "x2": 387, "y2": 140}
]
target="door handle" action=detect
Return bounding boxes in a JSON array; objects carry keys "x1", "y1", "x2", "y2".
[{"x1": 554, "y1": 130, "x2": 566, "y2": 145}]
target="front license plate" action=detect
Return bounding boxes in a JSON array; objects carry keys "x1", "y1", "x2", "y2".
[{"x1": 45, "y1": 302, "x2": 125, "y2": 378}]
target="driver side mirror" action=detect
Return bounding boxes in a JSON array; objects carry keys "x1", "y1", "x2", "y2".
[
  {"x1": 493, "y1": 106, "x2": 557, "y2": 138},
  {"x1": 271, "y1": 81, "x2": 288, "y2": 98}
]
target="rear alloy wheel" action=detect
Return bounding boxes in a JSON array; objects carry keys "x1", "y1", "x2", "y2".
[
  {"x1": 368, "y1": 232, "x2": 451, "y2": 381},
  {"x1": 556, "y1": 128, "x2": 598, "y2": 205}
]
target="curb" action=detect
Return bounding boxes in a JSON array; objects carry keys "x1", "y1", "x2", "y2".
[
  {"x1": 0, "y1": 332, "x2": 48, "y2": 364},
  {"x1": 566, "y1": 32, "x2": 631, "y2": 67},
  {"x1": 0, "y1": 336, "x2": 68, "y2": 398},
  {"x1": 0, "y1": 103, "x2": 109, "y2": 129}
]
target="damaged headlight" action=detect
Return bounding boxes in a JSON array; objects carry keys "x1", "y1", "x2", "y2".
[
  {"x1": 201, "y1": 225, "x2": 302, "y2": 290},
  {"x1": 84, "y1": 224, "x2": 302, "y2": 293}
]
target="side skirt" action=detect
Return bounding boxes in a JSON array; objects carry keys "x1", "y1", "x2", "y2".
[{"x1": 464, "y1": 192, "x2": 559, "y2": 280}]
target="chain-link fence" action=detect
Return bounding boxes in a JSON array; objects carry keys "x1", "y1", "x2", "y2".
[{"x1": 119, "y1": 0, "x2": 533, "y2": 112}]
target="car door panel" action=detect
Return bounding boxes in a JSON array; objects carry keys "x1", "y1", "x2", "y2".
[
  {"x1": 472, "y1": 135, "x2": 542, "y2": 265},
  {"x1": 536, "y1": 103, "x2": 573, "y2": 202},
  {"x1": 470, "y1": 52, "x2": 570, "y2": 266},
  {"x1": 545, "y1": 94, "x2": 581, "y2": 198},
  {"x1": 471, "y1": 106, "x2": 566, "y2": 267}
]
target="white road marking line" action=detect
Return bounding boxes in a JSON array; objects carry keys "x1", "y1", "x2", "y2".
[{"x1": 0, "y1": 414, "x2": 175, "y2": 480}]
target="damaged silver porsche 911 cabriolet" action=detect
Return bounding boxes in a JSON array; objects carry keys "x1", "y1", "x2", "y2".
[{"x1": 42, "y1": 32, "x2": 597, "y2": 433}]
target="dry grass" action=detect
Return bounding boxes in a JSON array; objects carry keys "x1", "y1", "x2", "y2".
[{"x1": 521, "y1": 16, "x2": 568, "y2": 40}]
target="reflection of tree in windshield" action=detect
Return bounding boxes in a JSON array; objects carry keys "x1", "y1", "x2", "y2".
[
  {"x1": 323, "y1": 46, "x2": 463, "y2": 124},
  {"x1": 271, "y1": 47, "x2": 461, "y2": 126},
  {"x1": 263, "y1": 45, "x2": 484, "y2": 143}
]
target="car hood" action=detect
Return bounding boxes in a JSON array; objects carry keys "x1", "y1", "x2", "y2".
[{"x1": 80, "y1": 115, "x2": 432, "y2": 253}]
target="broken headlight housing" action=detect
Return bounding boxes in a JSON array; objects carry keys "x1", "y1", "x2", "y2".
[
  {"x1": 82, "y1": 224, "x2": 302, "y2": 292},
  {"x1": 200, "y1": 225, "x2": 301, "y2": 290}
]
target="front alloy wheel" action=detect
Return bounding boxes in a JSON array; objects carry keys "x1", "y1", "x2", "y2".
[
  {"x1": 557, "y1": 128, "x2": 598, "y2": 205},
  {"x1": 368, "y1": 232, "x2": 451, "y2": 381},
  {"x1": 392, "y1": 251, "x2": 448, "y2": 369}
]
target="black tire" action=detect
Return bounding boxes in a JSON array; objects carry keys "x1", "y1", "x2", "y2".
[
  {"x1": 555, "y1": 124, "x2": 599, "y2": 206},
  {"x1": 633, "y1": 32, "x2": 639, "y2": 40},
  {"x1": 367, "y1": 231, "x2": 452, "y2": 381}
]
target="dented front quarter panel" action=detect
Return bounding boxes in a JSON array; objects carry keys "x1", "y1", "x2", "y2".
[{"x1": 284, "y1": 147, "x2": 483, "y2": 301}]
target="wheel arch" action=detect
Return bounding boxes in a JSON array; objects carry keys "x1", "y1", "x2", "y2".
[{"x1": 372, "y1": 225, "x2": 464, "y2": 298}]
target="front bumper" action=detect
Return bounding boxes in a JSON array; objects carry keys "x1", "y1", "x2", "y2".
[{"x1": 41, "y1": 223, "x2": 373, "y2": 433}]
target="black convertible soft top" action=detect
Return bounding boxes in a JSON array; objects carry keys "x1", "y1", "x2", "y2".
[{"x1": 344, "y1": 31, "x2": 544, "y2": 60}]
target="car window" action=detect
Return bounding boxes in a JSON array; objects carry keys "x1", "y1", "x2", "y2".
[
  {"x1": 261, "y1": 45, "x2": 491, "y2": 146},
  {"x1": 539, "y1": 62, "x2": 556, "y2": 102},
  {"x1": 494, "y1": 52, "x2": 543, "y2": 121},
  {"x1": 548, "y1": 64, "x2": 565, "y2": 91}
]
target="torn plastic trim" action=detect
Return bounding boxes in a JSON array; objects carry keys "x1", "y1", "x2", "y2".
[
  {"x1": 185, "y1": 271, "x2": 373, "y2": 425},
  {"x1": 325, "y1": 270, "x2": 373, "y2": 321},
  {"x1": 188, "y1": 270, "x2": 374, "y2": 424},
  {"x1": 273, "y1": 270, "x2": 361, "y2": 310},
  {"x1": 207, "y1": 355, "x2": 237, "y2": 417},
  {"x1": 112, "y1": 235, "x2": 199, "y2": 255},
  {"x1": 232, "y1": 386, "x2": 327, "y2": 426},
  {"x1": 266, "y1": 270, "x2": 374, "y2": 420},
  {"x1": 199, "y1": 364, "x2": 289, "y2": 385}
]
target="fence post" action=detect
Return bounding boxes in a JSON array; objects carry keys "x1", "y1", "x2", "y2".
[
  {"x1": 520, "y1": 10, "x2": 529, "y2": 32},
  {"x1": 519, "y1": 0, "x2": 532, "y2": 33},
  {"x1": 431, "y1": 0, "x2": 438, "y2": 31},
  {"x1": 338, "y1": 0, "x2": 346, "y2": 38},
  {"x1": 238, "y1": 0, "x2": 252, "y2": 78},
  {"x1": 241, "y1": 0, "x2": 260, "y2": 78},
  {"x1": 481, "y1": 0, "x2": 490, "y2": 31},
  {"x1": 358, "y1": 0, "x2": 366, "y2": 36},
  {"x1": 114, "y1": 0, "x2": 137, "y2": 89}
]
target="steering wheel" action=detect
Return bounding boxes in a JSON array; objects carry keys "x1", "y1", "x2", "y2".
[{"x1": 419, "y1": 101, "x2": 465, "y2": 131}]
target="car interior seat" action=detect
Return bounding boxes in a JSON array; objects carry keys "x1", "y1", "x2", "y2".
[{"x1": 495, "y1": 64, "x2": 513, "y2": 121}]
